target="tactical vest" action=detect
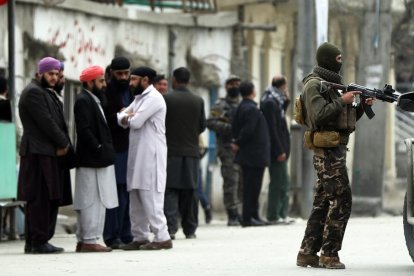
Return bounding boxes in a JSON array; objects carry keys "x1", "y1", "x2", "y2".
[{"x1": 302, "y1": 77, "x2": 356, "y2": 148}]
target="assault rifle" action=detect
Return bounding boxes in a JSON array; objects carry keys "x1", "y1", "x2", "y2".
[{"x1": 320, "y1": 81, "x2": 414, "y2": 119}]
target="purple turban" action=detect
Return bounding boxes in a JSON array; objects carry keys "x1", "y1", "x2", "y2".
[{"x1": 37, "y1": 57, "x2": 61, "y2": 74}]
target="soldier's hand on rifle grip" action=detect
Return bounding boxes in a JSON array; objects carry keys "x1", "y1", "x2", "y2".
[
  {"x1": 342, "y1": 91, "x2": 361, "y2": 104},
  {"x1": 364, "y1": 97, "x2": 375, "y2": 106}
]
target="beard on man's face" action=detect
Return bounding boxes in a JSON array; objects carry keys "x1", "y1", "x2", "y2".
[
  {"x1": 54, "y1": 82, "x2": 64, "y2": 93},
  {"x1": 91, "y1": 83, "x2": 105, "y2": 97},
  {"x1": 40, "y1": 76, "x2": 56, "y2": 89},
  {"x1": 111, "y1": 76, "x2": 129, "y2": 90},
  {"x1": 130, "y1": 82, "x2": 145, "y2": 95}
]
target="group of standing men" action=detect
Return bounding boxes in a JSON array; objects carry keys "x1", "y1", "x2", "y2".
[
  {"x1": 14, "y1": 41, "x2": 378, "y2": 271},
  {"x1": 207, "y1": 75, "x2": 293, "y2": 227},
  {"x1": 17, "y1": 56, "x2": 205, "y2": 253}
]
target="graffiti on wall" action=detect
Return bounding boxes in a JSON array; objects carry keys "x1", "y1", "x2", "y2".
[{"x1": 34, "y1": 9, "x2": 114, "y2": 79}]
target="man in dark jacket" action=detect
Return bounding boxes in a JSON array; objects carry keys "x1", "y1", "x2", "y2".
[
  {"x1": 73, "y1": 65, "x2": 118, "y2": 253},
  {"x1": 17, "y1": 57, "x2": 73, "y2": 254},
  {"x1": 163, "y1": 67, "x2": 206, "y2": 239},
  {"x1": 260, "y1": 75, "x2": 294, "y2": 224},
  {"x1": 231, "y1": 81, "x2": 270, "y2": 227},
  {"x1": 103, "y1": 57, "x2": 134, "y2": 249}
]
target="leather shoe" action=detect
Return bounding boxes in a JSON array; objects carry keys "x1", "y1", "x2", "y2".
[
  {"x1": 139, "y1": 239, "x2": 173, "y2": 250},
  {"x1": 107, "y1": 239, "x2": 126, "y2": 250},
  {"x1": 253, "y1": 217, "x2": 270, "y2": 225},
  {"x1": 78, "y1": 243, "x2": 112, "y2": 253},
  {"x1": 123, "y1": 240, "x2": 150, "y2": 250},
  {"x1": 241, "y1": 218, "x2": 267, "y2": 227},
  {"x1": 75, "y1": 242, "x2": 82, "y2": 252},
  {"x1": 31, "y1": 243, "x2": 64, "y2": 254}
]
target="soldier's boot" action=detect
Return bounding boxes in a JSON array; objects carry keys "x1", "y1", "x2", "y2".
[
  {"x1": 227, "y1": 209, "x2": 240, "y2": 226},
  {"x1": 296, "y1": 252, "x2": 320, "y2": 267},
  {"x1": 319, "y1": 255, "x2": 345, "y2": 269}
]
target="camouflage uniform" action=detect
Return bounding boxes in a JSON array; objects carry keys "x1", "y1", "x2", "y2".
[
  {"x1": 300, "y1": 146, "x2": 352, "y2": 256},
  {"x1": 299, "y1": 66, "x2": 364, "y2": 257},
  {"x1": 207, "y1": 96, "x2": 242, "y2": 216}
]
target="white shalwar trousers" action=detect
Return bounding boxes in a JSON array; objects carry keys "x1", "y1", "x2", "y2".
[{"x1": 129, "y1": 189, "x2": 170, "y2": 242}]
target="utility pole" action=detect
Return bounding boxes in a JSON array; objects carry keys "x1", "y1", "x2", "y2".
[
  {"x1": 8, "y1": 0, "x2": 15, "y2": 122},
  {"x1": 290, "y1": 0, "x2": 317, "y2": 218},
  {"x1": 352, "y1": 0, "x2": 393, "y2": 215}
]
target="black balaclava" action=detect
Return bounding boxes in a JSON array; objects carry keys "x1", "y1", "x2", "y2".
[
  {"x1": 227, "y1": 87, "x2": 240, "y2": 98},
  {"x1": 316, "y1": 42, "x2": 342, "y2": 73}
]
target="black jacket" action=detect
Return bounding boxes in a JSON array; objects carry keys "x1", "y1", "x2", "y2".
[
  {"x1": 164, "y1": 86, "x2": 206, "y2": 157},
  {"x1": 104, "y1": 82, "x2": 134, "y2": 153},
  {"x1": 18, "y1": 80, "x2": 69, "y2": 156},
  {"x1": 260, "y1": 95, "x2": 290, "y2": 162},
  {"x1": 74, "y1": 89, "x2": 115, "y2": 168},
  {"x1": 232, "y1": 98, "x2": 270, "y2": 167},
  {"x1": 0, "y1": 98, "x2": 12, "y2": 122}
]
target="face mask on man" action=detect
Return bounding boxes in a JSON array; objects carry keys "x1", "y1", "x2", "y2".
[
  {"x1": 316, "y1": 42, "x2": 342, "y2": 73},
  {"x1": 227, "y1": 87, "x2": 240, "y2": 98}
]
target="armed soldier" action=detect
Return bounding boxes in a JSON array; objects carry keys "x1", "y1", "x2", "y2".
[
  {"x1": 295, "y1": 42, "x2": 374, "y2": 269},
  {"x1": 207, "y1": 75, "x2": 242, "y2": 226}
]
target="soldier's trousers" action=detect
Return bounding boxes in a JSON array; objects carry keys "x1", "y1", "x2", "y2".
[
  {"x1": 219, "y1": 154, "x2": 242, "y2": 212},
  {"x1": 300, "y1": 146, "x2": 352, "y2": 257}
]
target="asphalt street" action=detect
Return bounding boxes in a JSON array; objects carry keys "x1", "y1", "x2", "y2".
[{"x1": 0, "y1": 215, "x2": 412, "y2": 276}]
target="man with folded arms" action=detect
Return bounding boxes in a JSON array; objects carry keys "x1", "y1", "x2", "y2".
[{"x1": 118, "y1": 66, "x2": 172, "y2": 250}]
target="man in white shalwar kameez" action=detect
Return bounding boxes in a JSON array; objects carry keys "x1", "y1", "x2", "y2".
[
  {"x1": 118, "y1": 66, "x2": 172, "y2": 250},
  {"x1": 74, "y1": 66, "x2": 119, "y2": 253}
]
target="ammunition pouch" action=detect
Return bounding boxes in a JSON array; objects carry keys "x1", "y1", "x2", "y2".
[
  {"x1": 303, "y1": 130, "x2": 315, "y2": 149},
  {"x1": 304, "y1": 130, "x2": 349, "y2": 149},
  {"x1": 313, "y1": 131, "x2": 341, "y2": 148},
  {"x1": 337, "y1": 104, "x2": 356, "y2": 132},
  {"x1": 294, "y1": 95, "x2": 306, "y2": 125}
]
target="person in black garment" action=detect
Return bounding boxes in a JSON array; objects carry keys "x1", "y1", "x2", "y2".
[{"x1": 231, "y1": 81, "x2": 270, "y2": 227}]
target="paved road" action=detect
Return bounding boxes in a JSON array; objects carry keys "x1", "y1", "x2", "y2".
[{"x1": 0, "y1": 215, "x2": 412, "y2": 275}]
